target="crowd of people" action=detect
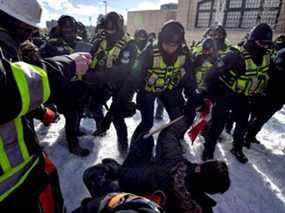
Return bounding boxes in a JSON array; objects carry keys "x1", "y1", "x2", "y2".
[{"x1": 1, "y1": 0, "x2": 285, "y2": 212}]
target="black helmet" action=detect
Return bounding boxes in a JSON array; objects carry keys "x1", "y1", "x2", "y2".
[
  {"x1": 203, "y1": 27, "x2": 215, "y2": 39},
  {"x1": 202, "y1": 38, "x2": 215, "y2": 51},
  {"x1": 159, "y1": 20, "x2": 185, "y2": 45},
  {"x1": 98, "y1": 192, "x2": 163, "y2": 213},
  {"x1": 248, "y1": 23, "x2": 273, "y2": 43},
  {"x1": 102, "y1": 12, "x2": 123, "y2": 32},
  {"x1": 58, "y1": 15, "x2": 77, "y2": 29},
  {"x1": 57, "y1": 15, "x2": 77, "y2": 43},
  {"x1": 213, "y1": 25, "x2": 227, "y2": 39},
  {"x1": 135, "y1": 29, "x2": 148, "y2": 40}
]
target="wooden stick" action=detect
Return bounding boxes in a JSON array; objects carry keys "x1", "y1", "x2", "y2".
[{"x1": 143, "y1": 115, "x2": 184, "y2": 139}]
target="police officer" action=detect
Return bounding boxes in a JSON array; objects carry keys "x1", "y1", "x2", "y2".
[
  {"x1": 77, "y1": 22, "x2": 89, "y2": 41},
  {"x1": 245, "y1": 43, "x2": 285, "y2": 147},
  {"x1": 119, "y1": 20, "x2": 202, "y2": 143},
  {"x1": 148, "y1": 32, "x2": 156, "y2": 45},
  {"x1": 41, "y1": 15, "x2": 93, "y2": 157},
  {"x1": 41, "y1": 15, "x2": 78, "y2": 57},
  {"x1": 191, "y1": 27, "x2": 215, "y2": 52},
  {"x1": 212, "y1": 25, "x2": 234, "y2": 58},
  {"x1": 192, "y1": 38, "x2": 218, "y2": 90},
  {"x1": 203, "y1": 23, "x2": 274, "y2": 163},
  {"x1": 0, "y1": 0, "x2": 91, "y2": 211},
  {"x1": 145, "y1": 32, "x2": 165, "y2": 121},
  {"x1": 84, "y1": 12, "x2": 137, "y2": 155},
  {"x1": 134, "y1": 29, "x2": 148, "y2": 54}
]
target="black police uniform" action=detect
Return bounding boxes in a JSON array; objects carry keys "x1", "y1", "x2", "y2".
[
  {"x1": 119, "y1": 41, "x2": 201, "y2": 144},
  {"x1": 84, "y1": 30, "x2": 137, "y2": 154},
  {"x1": 204, "y1": 36, "x2": 274, "y2": 163},
  {"x1": 245, "y1": 48, "x2": 285, "y2": 145},
  {"x1": 40, "y1": 34, "x2": 91, "y2": 156}
]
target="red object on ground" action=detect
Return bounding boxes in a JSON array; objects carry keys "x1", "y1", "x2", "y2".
[{"x1": 42, "y1": 107, "x2": 57, "y2": 126}]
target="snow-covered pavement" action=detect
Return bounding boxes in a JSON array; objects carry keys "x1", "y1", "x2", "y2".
[{"x1": 36, "y1": 108, "x2": 285, "y2": 212}]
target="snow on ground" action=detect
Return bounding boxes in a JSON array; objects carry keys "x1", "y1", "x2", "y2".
[{"x1": 36, "y1": 107, "x2": 285, "y2": 213}]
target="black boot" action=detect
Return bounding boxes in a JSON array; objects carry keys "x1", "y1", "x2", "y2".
[
  {"x1": 93, "y1": 113, "x2": 112, "y2": 137},
  {"x1": 244, "y1": 135, "x2": 260, "y2": 149},
  {"x1": 118, "y1": 139, "x2": 129, "y2": 158},
  {"x1": 230, "y1": 147, "x2": 248, "y2": 163},
  {"x1": 69, "y1": 144, "x2": 90, "y2": 157}
]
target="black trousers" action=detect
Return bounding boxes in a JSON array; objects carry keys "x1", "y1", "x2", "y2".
[
  {"x1": 64, "y1": 110, "x2": 83, "y2": 149},
  {"x1": 60, "y1": 81, "x2": 88, "y2": 150},
  {"x1": 204, "y1": 94, "x2": 250, "y2": 155},
  {"x1": 132, "y1": 89, "x2": 184, "y2": 142},
  {"x1": 155, "y1": 98, "x2": 164, "y2": 118},
  {"x1": 89, "y1": 100, "x2": 105, "y2": 130},
  {"x1": 247, "y1": 96, "x2": 283, "y2": 138},
  {"x1": 90, "y1": 90, "x2": 128, "y2": 152}
]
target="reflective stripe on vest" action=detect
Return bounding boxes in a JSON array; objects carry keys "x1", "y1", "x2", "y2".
[
  {"x1": 0, "y1": 61, "x2": 50, "y2": 201},
  {"x1": 220, "y1": 49, "x2": 270, "y2": 96},
  {"x1": 91, "y1": 35, "x2": 133, "y2": 69},
  {"x1": 11, "y1": 62, "x2": 50, "y2": 116},
  {"x1": 145, "y1": 48, "x2": 186, "y2": 93},
  {"x1": 0, "y1": 119, "x2": 39, "y2": 201},
  {"x1": 218, "y1": 42, "x2": 234, "y2": 58}
]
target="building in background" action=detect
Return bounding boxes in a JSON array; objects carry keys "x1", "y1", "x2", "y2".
[
  {"x1": 127, "y1": 0, "x2": 285, "y2": 43},
  {"x1": 160, "y1": 3, "x2": 178, "y2": 10},
  {"x1": 127, "y1": 3, "x2": 177, "y2": 36}
]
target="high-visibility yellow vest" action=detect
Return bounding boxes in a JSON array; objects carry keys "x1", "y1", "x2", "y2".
[
  {"x1": 195, "y1": 59, "x2": 215, "y2": 89},
  {"x1": 220, "y1": 48, "x2": 270, "y2": 96},
  {"x1": 217, "y1": 41, "x2": 237, "y2": 58},
  {"x1": 145, "y1": 47, "x2": 186, "y2": 93},
  {"x1": 90, "y1": 35, "x2": 133, "y2": 69},
  {"x1": 0, "y1": 60, "x2": 50, "y2": 201}
]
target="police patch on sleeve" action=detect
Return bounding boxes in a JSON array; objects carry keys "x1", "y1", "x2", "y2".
[{"x1": 121, "y1": 51, "x2": 131, "y2": 64}]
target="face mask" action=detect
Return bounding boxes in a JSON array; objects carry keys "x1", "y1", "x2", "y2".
[
  {"x1": 254, "y1": 41, "x2": 269, "y2": 55},
  {"x1": 214, "y1": 38, "x2": 225, "y2": 49},
  {"x1": 61, "y1": 27, "x2": 76, "y2": 44},
  {"x1": 136, "y1": 40, "x2": 147, "y2": 49}
]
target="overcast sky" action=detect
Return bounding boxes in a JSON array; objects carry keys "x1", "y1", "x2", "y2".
[{"x1": 38, "y1": 0, "x2": 178, "y2": 27}]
